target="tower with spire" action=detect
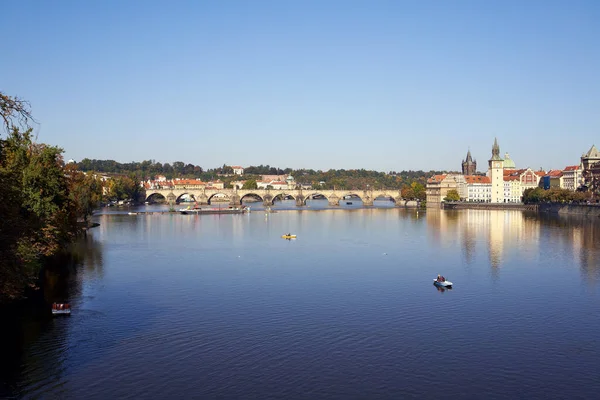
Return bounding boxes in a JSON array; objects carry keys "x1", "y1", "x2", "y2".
[
  {"x1": 488, "y1": 138, "x2": 504, "y2": 203},
  {"x1": 462, "y1": 149, "x2": 477, "y2": 175}
]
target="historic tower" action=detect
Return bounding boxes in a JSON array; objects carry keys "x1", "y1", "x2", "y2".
[
  {"x1": 488, "y1": 138, "x2": 504, "y2": 203},
  {"x1": 462, "y1": 149, "x2": 477, "y2": 175}
]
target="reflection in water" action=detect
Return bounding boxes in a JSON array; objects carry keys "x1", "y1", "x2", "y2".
[
  {"x1": 1, "y1": 233, "x2": 103, "y2": 398},
  {"x1": 427, "y1": 209, "x2": 600, "y2": 280},
  {"x1": 3, "y1": 209, "x2": 600, "y2": 399}
]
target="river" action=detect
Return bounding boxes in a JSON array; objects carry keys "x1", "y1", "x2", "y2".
[{"x1": 2, "y1": 207, "x2": 600, "y2": 399}]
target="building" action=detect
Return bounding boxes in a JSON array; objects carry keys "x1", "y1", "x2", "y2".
[
  {"x1": 562, "y1": 165, "x2": 583, "y2": 191},
  {"x1": 256, "y1": 174, "x2": 297, "y2": 190},
  {"x1": 173, "y1": 179, "x2": 205, "y2": 189},
  {"x1": 232, "y1": 166, "x2": 244, "y2": 175},
  {"x1": 426, "y1": 174, "x2": 461, "y2": 205},
  {"x1": 581, "y1": 145, "x2": 600, "y2": 193},
  {"x1": 541, "y1": 170, "x2": 564, "y2": 190},
  {"x1": 464, "y1": 175, "x2": 491, "y2": 202},
  {"x1": 503, "y1": 153, "x2": 516, "y2": 170},
  {"x1": 488, "y1": 138, "x2": 504, "y2": 203},
  {"x1": 461, "y1": 149, "x2": 477, "y2": 175}
]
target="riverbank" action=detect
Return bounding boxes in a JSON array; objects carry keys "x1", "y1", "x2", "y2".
[
  {"x1": 441, "y1": 202, "x2": 538, "y2": 211},
  {"x1": 539, "y1": 203, "x2": 600, "y2": 217}
]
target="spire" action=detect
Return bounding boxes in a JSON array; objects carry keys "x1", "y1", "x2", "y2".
[
  {"x1": 466, "y1": 148, "x2": 473, "y2": 162},
  {"x1": 489, "y1": 138, "x2": 503, "y2": 161},
  {"x1": 492, "y1": 138, "x2": 500, "y2": 156}
]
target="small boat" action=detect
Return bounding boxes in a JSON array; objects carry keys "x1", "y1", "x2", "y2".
[
  {"x1": 52, "y1": 303, "x2": 71, "y2": 316},
  {"x1": 180, "y1": 205, "x2": 249, "y2": 215},
  {"x1": 281, "y1": 234, "x2": 297, "y2": 239},
  {"x1": 128, "y1": 212, "x2": 138, "y2": 215},
  {"x1": 433, "y1": 278, "x2": 453, "y2": 288}
]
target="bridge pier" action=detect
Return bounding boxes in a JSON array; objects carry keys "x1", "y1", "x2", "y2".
[
  {"x1": 295, "y1": 195, "x2": 305, "y2": 207},
  {"x1": 328, "y1": 194, "x2": 340, "y2": 206},
  {"x1": 229, "y1": 194, "x2": 241, "y2": 206},
  {"x1": 196, "y1": 193, "x2": 209, "y2": 206},
  {"x1": 263, "y1": 194, "x2": 273, "y2": 207}
]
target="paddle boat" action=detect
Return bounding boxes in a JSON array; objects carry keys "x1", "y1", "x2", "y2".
[
  {"x1": 52, "y1": 303, "x2": 71, "y2": 316},
  {"x1": 433, "y1": 275, "x2": 453, "y2": 288}
]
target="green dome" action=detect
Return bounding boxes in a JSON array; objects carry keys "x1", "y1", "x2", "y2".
[{"x1": 503, "y1": 153, "x2": 516, "y2": 169}]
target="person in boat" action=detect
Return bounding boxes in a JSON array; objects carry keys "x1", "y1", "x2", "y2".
[
  {"x1": 441, "y1": 276, "x2": 446, "y2": 282},
  {"x1": 437, "y1": 274, "x2": 441, "y2": 282}
]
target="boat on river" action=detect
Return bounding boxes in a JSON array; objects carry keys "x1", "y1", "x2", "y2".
[
  {"x1": 52, "y1": 303, "x2": 71, "y2": 316},
  {"x1": 433, "y1": 277, "x2": 453, "y2": 288},
  {"x1": 281, "y1": 234, "x2": 297, "y2": 239},
  {"x1": 179, "y1": 205, "x2": 249, "y2": 215}
]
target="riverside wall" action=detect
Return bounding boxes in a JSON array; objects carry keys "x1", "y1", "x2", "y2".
[
  {"x1": 441, "y1": 202, "x2": 538, "y2": 211},
  {"x1": 538, "y1": 203, "x2": 600, "y2": 217}
]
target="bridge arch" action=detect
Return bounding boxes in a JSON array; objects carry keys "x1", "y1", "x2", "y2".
[
  {"x1": 207, "y1": 192, "x2": 231, "y2": 204},
  {"x1": 303, "y1": 192, "x2": 330, "y2": 204},
  {"x1": 374, "y1": 194, "x2": 397, "y2": 203},
  {"x1": 145, "y1": 192, "x2": 167, "y2": 203},
  {"x1": 272, "y1": 192, "x2": 296, "y2": 203},
  {"x1": 175, "y1": 193, "x2": 197, "y2": 203},
  {"x1": 240, "y1": 193, "x2": 264, "y2": 203}
]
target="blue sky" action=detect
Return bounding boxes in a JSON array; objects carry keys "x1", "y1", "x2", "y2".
[{"x1": 2, "y1": 0, "x2": 599, "y2": 172}]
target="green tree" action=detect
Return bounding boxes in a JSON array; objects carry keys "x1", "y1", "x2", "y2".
[
  {"x1": 65, "y1": 164, "x2": 103, "y2": 223},
  {"x1": 242, "y1": 179, "x2": 258, "y2": 189},
  {"x1": 444, "y1": 189, "x2": 460, "y2": 202}
]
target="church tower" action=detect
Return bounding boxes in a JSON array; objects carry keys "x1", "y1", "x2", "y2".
[
  {"x1": 462, "y1": 149, "x2": 477, "y2": 175},
  {"x1": 488, "y1": 138, "x2": 504, "y2": 203}
]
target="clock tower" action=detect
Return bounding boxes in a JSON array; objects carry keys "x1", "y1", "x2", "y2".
[{"x1": 488, "y1": 138, "x2": 504, "y2": 203}]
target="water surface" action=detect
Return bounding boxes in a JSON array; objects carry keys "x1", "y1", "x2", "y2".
[{"x1": 2, "y1": 209, "x2": 600, "y2": 399}]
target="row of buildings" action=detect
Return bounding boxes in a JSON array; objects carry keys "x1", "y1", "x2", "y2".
[
  {"x1": 426, "y1": 139, "x2": 600, "y2": 206},
  {"x1": 141, "y1": 174, "x2": 303, "y2": 191}
]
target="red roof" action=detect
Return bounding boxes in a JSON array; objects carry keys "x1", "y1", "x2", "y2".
[
  {"x1": 464, "y1": 175, "x2": 490, "y2": 184},
  {"x1": 564, "y1": 165, "x2": 580, "y2": 171},
  {"x1": 175, "y1": 179, "x2": 205, "y2": 185},
  {"x1": 427, "y1": 174, "x2": 447, "y2": 183},
  {"x1": 547, "y1": 170, "x2": 563, "y2": 177}
]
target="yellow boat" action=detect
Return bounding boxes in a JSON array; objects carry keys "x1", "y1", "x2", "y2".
[{"x1": 281, "y1": 234, "x2": 297, "y2": 239}]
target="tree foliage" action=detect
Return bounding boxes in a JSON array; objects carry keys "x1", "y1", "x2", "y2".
[
  {"x1": 444, "y1": 189, "x2": 460, "y2": 202},
  {"x1": 242, "y1": 179, "x2": 258, "y2": 189},
  {"x1": 522, "y1": 187, "x2": 591, "y2": 204},
  {"x1": 1, "y1": 116, "x2": 102, "y2": 303}
]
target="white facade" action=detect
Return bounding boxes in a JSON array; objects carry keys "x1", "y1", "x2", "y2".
[
  {"x1": 232, "y1": 166, "x2": 244, "y2": 175},
  {"x1": 562, "y1": 165, "x2": 583, "y2": 191},
  {"x1": 467, "y1": 182, "x2": 491, "y2": 202}
]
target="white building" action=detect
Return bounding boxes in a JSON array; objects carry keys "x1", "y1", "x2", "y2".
[
  {"x1": 465, "y1": 175, "x2": 491, "y2": 202},
  {"x1": 562, "y1": 165, "x2": 583, "y2": 191},
  {"x1": 232, "y1": 166, "x2": 244, "y2": 175}
]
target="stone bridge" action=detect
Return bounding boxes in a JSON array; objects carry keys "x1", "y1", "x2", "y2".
[{"x1": 144, "y1": 188, "x2": 418, "y2": 207}]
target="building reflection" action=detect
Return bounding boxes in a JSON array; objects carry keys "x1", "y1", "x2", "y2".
[{"x1": 426, "y1": 209, "x2": 600, "y2": 282}]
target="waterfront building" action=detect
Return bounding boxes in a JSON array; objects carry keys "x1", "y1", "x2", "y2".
[
  {"x1": 562, "y1": 165, "x2": 583, "y2": 191},
  {"x1": 541, "y1": 170, "x2": 564, "y2": 190},
  {"x1": 488, "y1": 138, "x2": 504, "y2": 203},
  {"x1": 426, "y1": 174, "x2": 461, "y2": 205},
  {"x1": 503, "y1": 171, "x2": 521, "y2": 203},
  {"x1": 464, "y1": 175, "x2": 491, "y2": 202},
  {"x1": 581, "y1": 145, "x2": 600, "y2": 192},
  {"x1": 461, "y1": 149, "x2": 477, "y2": 175}
]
